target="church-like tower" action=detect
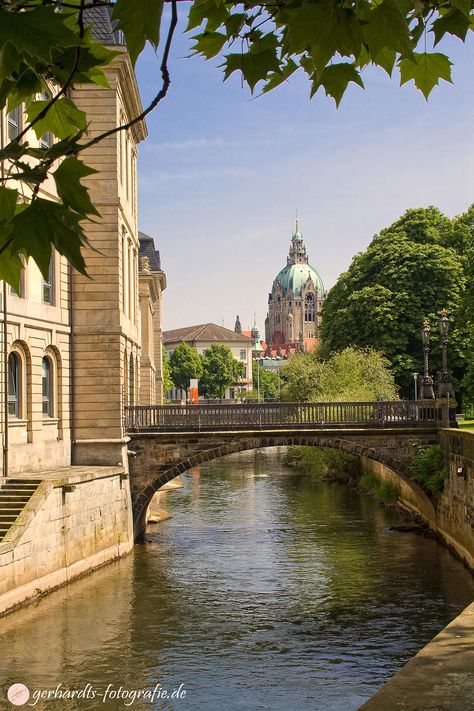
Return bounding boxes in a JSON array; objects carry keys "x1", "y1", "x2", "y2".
[{"x1": 265, "y1": 219, "x2": 326, "y2": 352}]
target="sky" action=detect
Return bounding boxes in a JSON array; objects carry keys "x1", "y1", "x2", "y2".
[{"x1": 135, "y1": 13, "x2": 474, "y2": 334}]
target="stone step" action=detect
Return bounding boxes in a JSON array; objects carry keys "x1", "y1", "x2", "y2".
[
  {"x1": 0, "y1": 496, "x2": 32, "y2": 503},
  {"x1": 2, "y1": 484, "x2": 38, "y2": 489},
  {"x1": 0, "y1": 483, "x2": 39, "y2": 540},
  {"x1": 1, "y1": 486, "x2": 40, "y2": 493},
  {"x1": 0, "y1": 491, "x2": 34, "y2": 497}
]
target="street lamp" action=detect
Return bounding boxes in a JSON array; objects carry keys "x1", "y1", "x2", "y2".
[
  {"x1": 437, "y1": 309, "x2": 455, "y2": 399},
  {"x1": 420, "y1": 320, "x2": 435, "y2": 399},
  {"x1": 412, "y1": 372, "x2": 419, "y2": 401}
]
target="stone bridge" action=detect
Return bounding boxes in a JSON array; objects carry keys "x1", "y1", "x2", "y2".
[{"x1": 125, "y1": 400, "x2": 446, "y2": 540}]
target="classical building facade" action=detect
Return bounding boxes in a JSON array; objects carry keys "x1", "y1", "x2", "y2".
[
  {"x1": 138, "y1": 232, "x2": 167, "y2": 405},
  {"x1": 0, "y1": 8, "x2": 165, "y2": 476},
  {"x1": 265, "y1": 220, "x2": 326, "y2": 355}
]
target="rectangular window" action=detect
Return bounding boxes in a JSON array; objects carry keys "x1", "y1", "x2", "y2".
[
  {"x1": 43, "y1": 258, "x2": 54, "y2": 304},
  {"x1": 40, "y1": 131, "x2": 53, "y2": 149},
  {"x1": 240, "y1": 349, "x2": 247, "y2": 360},
  {"x1": 39, "y1": 92, "x2": 53, "y2": 148},
  {"x1": 8, "y1": 106, "x2": 21, "y2": 141}
]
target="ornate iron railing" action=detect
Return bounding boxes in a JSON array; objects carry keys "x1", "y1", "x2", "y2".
[{"x1": 124, "y1": 401, "x2": 447, "y2": 432}]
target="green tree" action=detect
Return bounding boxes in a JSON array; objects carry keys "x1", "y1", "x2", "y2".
[
  {"x1": 252, "y1": 361, "x2": 281, "y2": 400},
  {"x1": 320, "y1": 207, "x2": 466, "y2": 396},
  {"x1": 0, "y1": 2, "x2": 473, "y2": 289},
  {"x1": 161, "y1": 346, "x2": 173, "y2": 398},
  {"x1": 169, "y1": 342, "x2": 203, "y2": 395},
  {"x1": 450, "y1": 205, "x2": 474, "y2": 410},
  {"x1": 200, "y1": 344, "x2": 244, "y2": 398},
  {"x1": 282, "y1": 346, "x2": 398, "y2": 402}
]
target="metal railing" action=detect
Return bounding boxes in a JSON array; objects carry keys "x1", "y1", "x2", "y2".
[{"x1": 124, "y1": 401, "x2": 447, "y2": 432}]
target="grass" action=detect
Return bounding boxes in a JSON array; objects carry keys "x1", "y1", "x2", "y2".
[{"x1": 458, "y1": 419, "x2": 474, "y2": 430}]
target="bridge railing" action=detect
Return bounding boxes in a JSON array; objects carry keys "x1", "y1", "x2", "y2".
[{"x1": 124, "y1": 401, "x2": 446, "y2": 432}]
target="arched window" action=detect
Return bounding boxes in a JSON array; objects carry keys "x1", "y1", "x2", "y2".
[
  {"x1": 42, "y1": 356, "x2": 52, "y2": 417},
  {"x1": 8, "y1": 353, "x2": 21, "y2": 418}
]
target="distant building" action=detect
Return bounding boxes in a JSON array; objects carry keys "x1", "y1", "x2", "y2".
[
  {"x1": 138, "y1": 232, "x2": 167, "y2": 405},
  {"x1": 240, "y1": 316, "x2": 264, "y2": 359},
  {"x1": 265, "y1": 219, "x2": 326, "y2": 357},
  {"x1": 163, "y1": 323, "x2": 253, "y2": 400}
]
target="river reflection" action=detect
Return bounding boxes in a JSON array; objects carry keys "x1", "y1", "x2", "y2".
[{"x1": 1, "y1": 449, "x2": 473, "y2": 711}]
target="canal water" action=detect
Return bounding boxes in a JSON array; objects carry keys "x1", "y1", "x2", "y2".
[{"x1": 1, "y1": 450, "x2": 473, "y2": 711}]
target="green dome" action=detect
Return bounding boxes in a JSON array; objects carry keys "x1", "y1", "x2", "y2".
[{"x1": 273, "y1": 263, "x2": 325, "y2": 297}]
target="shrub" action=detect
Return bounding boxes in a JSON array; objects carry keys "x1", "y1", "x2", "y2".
[
  {"x1": 283, "y1": 446, "x2": 360, "y2": 478},
  {"x1": 409, "y1": 445, "x2": 448, "y2": 495}
]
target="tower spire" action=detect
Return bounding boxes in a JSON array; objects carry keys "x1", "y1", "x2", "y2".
[{"x1": 292, "y1": 211, "x2": 302, "y2": 241}]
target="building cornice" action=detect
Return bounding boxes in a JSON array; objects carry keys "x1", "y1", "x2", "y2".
[{"x1": 110, "y1": 49, "x2": 148, "y2": 144}]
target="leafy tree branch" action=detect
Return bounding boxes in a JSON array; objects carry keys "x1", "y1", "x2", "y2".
[{"x1": 0, "y1": 0, "x2": 472, "y2": 289}]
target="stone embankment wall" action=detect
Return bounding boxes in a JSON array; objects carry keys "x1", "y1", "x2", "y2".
[
  {"x1": 361, "y1": 429, "x2": 474, "y2": 571},
  {"x1": 0, "y1": 467, "x2": 133, "y2": 616}
]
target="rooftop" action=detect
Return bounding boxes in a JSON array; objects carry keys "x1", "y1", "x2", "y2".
[
  {"x1": 163, "y1": 323, "x2": 252, "y2": 345},
  {"x1": 83, "y1": 6, "x2": 120, "y2": 45},
  {"x1": 139, "y1": 231, "x2": 162, "y2": 271}
]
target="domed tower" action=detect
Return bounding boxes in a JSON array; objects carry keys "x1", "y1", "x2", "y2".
[{"x1": 265, "y1": 219, "x2": 326, "y2": 351}]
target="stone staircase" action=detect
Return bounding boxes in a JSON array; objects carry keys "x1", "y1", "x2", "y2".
[{"x1": 0, "y1": 479, "x2": 42, "y2": 542}]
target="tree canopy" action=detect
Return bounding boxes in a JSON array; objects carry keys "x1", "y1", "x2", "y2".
[
  {"x1": 319, "y1": 206, "x2": 467, "y2": 397},
  {"x1": 169, "y1": 342, "x2": 203, "y2": 393},
  {"x1": 199, "y1": 344, "x2": 244, "y2": 398},
  {"x1": 282, "y1": 346, "x2": 398, "y2": 402},
  {"x1": 0, "y1": 1, "x2": 473, "y2": 290},
  {"x1": 252, "y1": 360, "x2": 285, "y2": 401}
]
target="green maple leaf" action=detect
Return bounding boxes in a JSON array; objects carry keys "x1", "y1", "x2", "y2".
[
  {"x1": 262, "y1": 59, "x2": 298, "y2": 94},
  {"x1": 399, "y1": 53, "x2": 453, "y2": 99},
  {"x1": 373, "y1": 48, "x2": 397, "y2": 77},
  {"x1": 53, "y1": 157, "x2": 99, "y2": 219},
  {"x1": 311, "y1": 64, "x2": 364, "y2": 106},
  {"x1": 26, "y1": 98, "x2": 87, "y2": 140},
  {"x1": 112, "y1": 0, "x2": 164, "y2": 66},
  {"x1": 432, "y1": 10, "x2": 471, "y2": 46},
  {"x1": 362, "y1": 0, "x2": 414, "y2": 60},
  {"x1": 450, "y1": 0, "x2": 472, "y2": 17},
  {"x1": 186, "y1": 0, "x2": 229, "y2": 32},
  {"x1": 0, "y1": 7, "x2": 79, "y2": 64},
  {"x1": 223, "y1": 46, "x2": 280, "y2": 92},
  {"x1": 286, "y1": 2, "x2": 363, "y2": 72},
  {"x1": 191, "y1": 32, "x2": 227, "y2": 60},
  {"x1": 8, "y1": 199, "x2": 89, "y2": 279}
]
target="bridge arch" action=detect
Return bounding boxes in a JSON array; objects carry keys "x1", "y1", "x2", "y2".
[{"x1": 129, "y1": 433, "x2": 432, "y2": 541}]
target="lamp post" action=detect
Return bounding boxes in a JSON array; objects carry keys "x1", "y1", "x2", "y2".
[
  {"x1": 412, "y1": 372, "x2": 419, "y2": 401},
  {"x1": 257, "y1": 361, "x2": 261, "y2": 403},
  {"x1": 437, "y1": 310, "x2": 455, "y2": 399},
  {"x1": 420, "y1": 320, "x2": 435, "y2": 399}
]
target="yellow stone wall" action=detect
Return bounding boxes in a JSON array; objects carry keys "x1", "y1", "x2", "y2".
[
  {"x1": 69, "y1": 54, "x2": 147, "y2": 467},
  {"x1": 0, "y1": 47, "x2": 166, "y2": 475}
]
